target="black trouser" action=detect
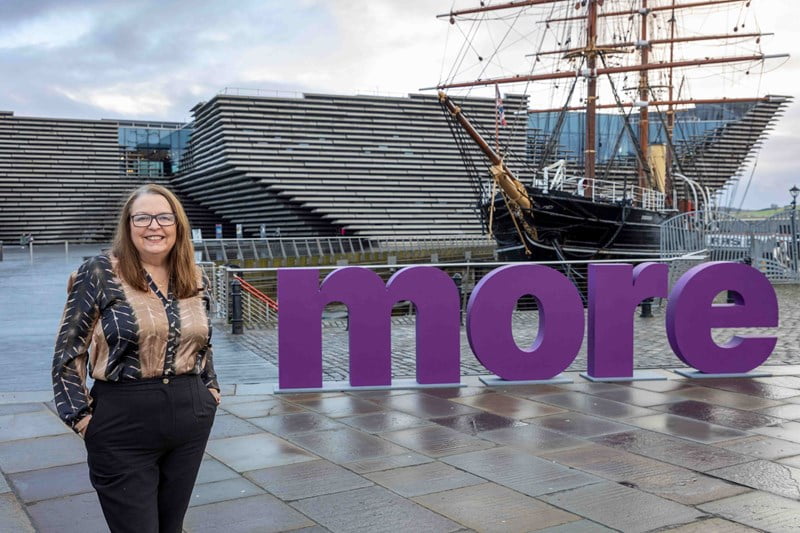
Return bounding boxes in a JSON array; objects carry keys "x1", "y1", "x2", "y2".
[{"x1": 85, "y1": 375, "x2": 217, "y2": 533}]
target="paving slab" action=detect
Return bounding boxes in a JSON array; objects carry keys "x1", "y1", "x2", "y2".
[
  {"x1": 443, "y1": 446, "x2": 601, "y2": 497},
  {"x1": 662, "y1": 517, "x2": 759, "y2": 532},
  {"x1": 533, "y1": 392, "x2": 658, "y2": 419},
  {"x1": 591, "y1": 430, "x2": 750, "y2": 471},
  {"x1": 205, "y1": 433, "x2": 317, "y2": 473},
  {"x1": 248, "y1": 411, "x2": 346, "y2": 437},
  {"x1": 26, "y1": 491, "x2": 107, "y2": 533},
  {"x1": 183, "y1": 493, "x2": 315, "y2": 533},
  {"x1": 431, "y1": 411, "x2": 526, "y2": 434},
  {"x1": 541, "y1": 443, "x2": 680, "y2": 482},
  {"x1": 188, "y1": 477, "x2": 265, "y2": 507},
  {"x1": 538, "y1": 481, "x2": 705, "y2": 533},
  {"x1": 338, "y1": 410, "x2": 432, "y2": 434},
  {"x1": 381, "y1": 424, "x2": 495, "y2": 458},
  {"x1": 589, "y1": 386, "x2": 688, "y2": 407},
  {"x1": 478, "y1": 423, "x2": 592, "y2": 455},
  {"x1": 220, "y1": 398, "x2": 305, "y2": 418},
  {"x1": 0, "y1": 402, "x2": 46, "y2": 416},
  {"x1": 373, "y1": 393, "x2": 482, "y2": 418},
  {"x1": 246, "y1": 459, "x2": 373, "y2": 500},
  {"x1": 671, "y1": 386, "x2": 783, "y2": 410},
  {"x1": 364, "y1": 460, "x2": 483, "y2": 497},
  {"x1": 698, "y1": 491, "x2": 800, "y2": 533},
  {"x1": 0, "y1": 493, "x2": 36, "y2": 532},
  {"x1": 625, "y1": 413, "x2": 748, "y2": 443},
  {"x1": 625, "y1": 468, "x2": 750, "y2": 505},
  {"x1": 450, "y1": 392, "x2": 567, "y2": 419},
  {"x1": 536, "y1": 520, "x2": 615, "y2": 532},
  {"x1": 8, "y1": 462, "x2": 92, "y2": 503},
  {"x1": 413, "y1": 482, "x2": 580, "y2": 532},
  {"x1": 289, "y1": 395, "x2": 385, "y2": 417},
  {"x1": 195, "y1": 456, "x2": 240, "y2": 484},
  {"x1": 698, "y1": 378, "x2": 800, "y2": 400},
  {"x1": 756, "y1": 403, "x2": 800, "y2": 420},
  {"x1": 653, "y1": 400, "x2": 786, "y2": 430},
  {"x1": 342, "y1": 452, "x2": 434, "y2": 474},
  {"x1": 289, "y1": 427, "x2": 412, "y2": 463},
  {"x1": 715, "y1": 434, "x2": 800, "y2": 459},
  {"x1": 0, "y1": 434, "x2": 86, "y2": 474},
  {"x1": 0, "y1": 410, "x2": 70, "y2": 442},
  {"x1": 707, "y1": 459, "x2": 800, "y2": 500},
  {"x1": 527, "y1": 412, "x2": 636, "y2": 438},
  {"x1": 752, "y1": 420, "x2": 800, "y2": 442},
  {"x1": 207, "y1": 413, "x2": 263, "y2": 440},
  {"x1": 292, "y1": 485, "x2": 462, "y2": 533}
]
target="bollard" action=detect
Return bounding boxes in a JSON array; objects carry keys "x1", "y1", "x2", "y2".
[
  {"x1": 726, "y1": 290, "x2": 737, "y2": 304},
  {"x1": 452, "y1": 272, "x2": 464, "y2": 325},
  {"x1": 231, "y1": 279, "x2": 243, "y2": 334},
  {"x1": 65, "y1": 241, "x2": 69, "y2": 262},
  {"x1": 0, "y1": 242, "x2": 3, "y2": 262},
  {"x1": 640, "y1": 297, "x2": 653, "y2": 318}
]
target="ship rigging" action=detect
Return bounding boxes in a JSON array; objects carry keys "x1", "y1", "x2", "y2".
[{"x1": 429, "y1": 0, "x2": 791, "y2": 262}]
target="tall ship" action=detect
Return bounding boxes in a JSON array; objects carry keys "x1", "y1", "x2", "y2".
[{"x1": 433, "y1": 0, "x2": 790, "y2": 261}]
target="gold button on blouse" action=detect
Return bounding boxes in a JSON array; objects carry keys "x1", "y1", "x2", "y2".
[{"x1": 162, "y1": 378, "x2": 170, "y2": 384}]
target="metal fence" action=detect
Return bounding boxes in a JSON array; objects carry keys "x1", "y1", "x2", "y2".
[
  {"x1": 193, "y1": 234, "x2": 495, "y2": 264},
  {"x1": 211, "y1": 255, "x2": 702, "y2": 330},
  {"x1": 661, "y1": 209, "x2": 800, "y2": 284}
]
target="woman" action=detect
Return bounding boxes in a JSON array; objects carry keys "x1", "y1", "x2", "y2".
[{"x1": 52, "y1": 183, "x2": 220, "y2": 533}]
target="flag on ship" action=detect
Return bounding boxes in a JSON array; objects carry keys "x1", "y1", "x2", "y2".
[{"x1": 495, "y1": 84, "x2": 507, "y2": 127}]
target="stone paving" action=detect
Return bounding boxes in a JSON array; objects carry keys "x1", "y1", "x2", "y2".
[{"x1": 2, "y1": 245, "x2": 800, "y2": 532}]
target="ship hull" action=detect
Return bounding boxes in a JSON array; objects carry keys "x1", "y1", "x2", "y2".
[{"x1": 487, "y1": 187, "x2": 668, "y2": 262}]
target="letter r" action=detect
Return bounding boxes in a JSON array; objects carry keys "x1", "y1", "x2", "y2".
[{"x1": 587, "y1": 263, "x2": 668, "y2": 378}]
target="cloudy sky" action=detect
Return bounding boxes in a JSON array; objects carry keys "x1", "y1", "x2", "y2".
[{"x1": 1, "y1": 0, "x2": 797, "y2": 209}]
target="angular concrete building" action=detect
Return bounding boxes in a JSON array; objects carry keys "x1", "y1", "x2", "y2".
[
  {"x1": 173, "y1": 92, "x2": 528, "y2": 238},
  {"x1": 0, "y1": 91, "x2": 789, "y2": 244}
]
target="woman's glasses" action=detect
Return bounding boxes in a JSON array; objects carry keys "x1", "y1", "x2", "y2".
[{"x1": 130, "y1": 213, "x2": 176, "y2": 227}]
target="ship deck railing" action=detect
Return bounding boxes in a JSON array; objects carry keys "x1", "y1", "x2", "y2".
[{"x1": 534, "y1": 174, "x2": 666, "y2": 211}]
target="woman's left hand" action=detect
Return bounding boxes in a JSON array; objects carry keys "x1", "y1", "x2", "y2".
[{"x1": 209, "y1": 388, "x2": 221, "y2": 404}]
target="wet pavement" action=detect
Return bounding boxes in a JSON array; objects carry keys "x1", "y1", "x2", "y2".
[{"x1": 2, "y1": 245, "x2": 800, "y2": 531}]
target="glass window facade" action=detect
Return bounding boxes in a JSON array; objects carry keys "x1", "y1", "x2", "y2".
[
  {"x1": 118, "y1": 125, "x2": 192, "y2": 177},
  {"x1": 528, "y1": 102, "x2": 754, "y2": 165}
]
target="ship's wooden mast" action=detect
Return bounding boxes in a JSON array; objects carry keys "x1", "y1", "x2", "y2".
[
  {"x1": 585, "y1": 0, "x2": 599, "y2": 186},
  {"x1": 666, "y1": 0, "x2": 677, "y2": 206},
  {"x1": 638, "y1": 0, "x2": 650, "y2": 189}
]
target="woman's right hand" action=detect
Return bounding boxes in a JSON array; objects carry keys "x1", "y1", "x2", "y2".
[{"x1": 75, "y1": 415, "x2": 92, "y2": 438}]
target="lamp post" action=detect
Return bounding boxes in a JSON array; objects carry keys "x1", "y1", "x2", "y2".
[{"x1": 791, "y1": 185, "x2": 799, "y2": 278}]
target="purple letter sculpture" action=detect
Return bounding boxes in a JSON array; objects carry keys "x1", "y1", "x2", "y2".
[
  {"x1": 466, "y1": 264, "x2": 584, "y2": 381},
  {"x1": 666, "y1": 262, "x2": 778, "y2": 374},
  {"x1": 587, "y1": 263, "x2": 669, "y2": 378},
  {"x1": 278, "y1": 266, "x2": 460, "y2": 389}
]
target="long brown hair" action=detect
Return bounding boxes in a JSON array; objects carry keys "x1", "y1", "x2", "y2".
[{"x1": 112, "y1": 184, "x2": 199, "y2": 299}]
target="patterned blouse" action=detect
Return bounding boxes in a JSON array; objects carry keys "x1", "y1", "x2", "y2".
[{"x1": 52, "y1": 254, "x2": 218, "y2": 431}]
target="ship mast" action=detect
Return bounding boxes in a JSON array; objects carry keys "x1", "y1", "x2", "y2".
[
  {"x1": 638, "y1": 0, "x2": 650, "y2": 190},
  {"x1": 585, "y1": 0, "x2": 599, "y2": 189},
  {"x1": 666, "y1": 0, "x2": 677, "y2": 207}
]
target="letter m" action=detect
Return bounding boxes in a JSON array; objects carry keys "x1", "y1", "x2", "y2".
[{"x1": 277, "y1": 266, "x2": 460, "y2": 389}]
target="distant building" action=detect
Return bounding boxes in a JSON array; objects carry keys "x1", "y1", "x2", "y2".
[{"x1": 0, "y1": 92, "x2": 788, "y2": 243}]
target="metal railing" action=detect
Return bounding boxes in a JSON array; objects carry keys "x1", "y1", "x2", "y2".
[
  {"x1": 533, "y1": 167, "x2": 666, "y2": 211},
  {"x1": 214, "y1": 254, "x2": 703, "y2": 330},
  {"x1": 194, "y1": 234, "x2": 495, "y2": 263},
  {"x1": 660, "y1": 209, "x2": 800, "y2": 284}
]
